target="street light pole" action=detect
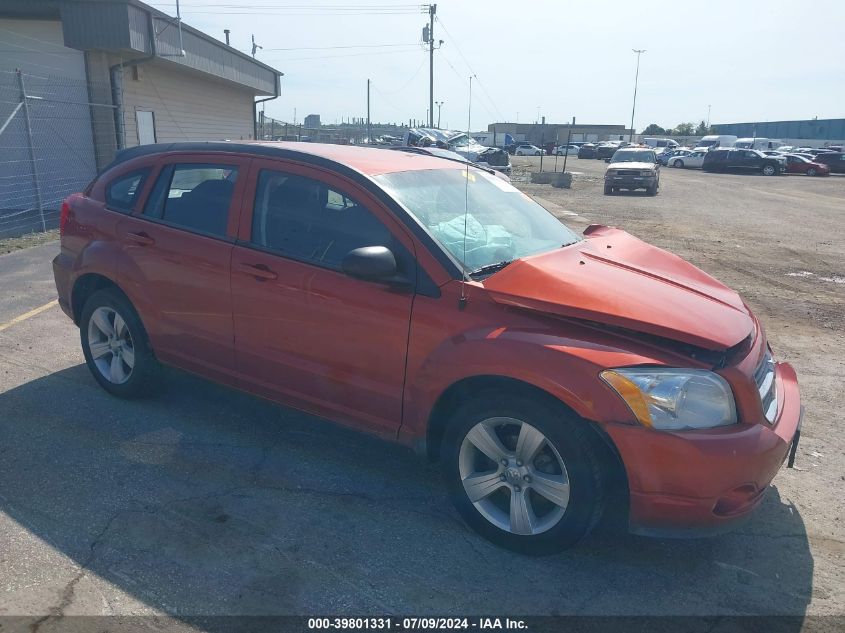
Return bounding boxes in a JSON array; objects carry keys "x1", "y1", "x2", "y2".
[
  {"x1": 629, "y1": 49, "x2": 645, "y2": 142},
  {"x1": 707, "y1": 104, "x2": 712, "y2": 129},
  {"x1": 435, "y1": 101, "x2": 443, "y2": 128}
]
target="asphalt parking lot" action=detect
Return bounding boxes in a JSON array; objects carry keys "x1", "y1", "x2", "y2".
[{"x1": 0, "y1": 157, "x2": 843, "y2": 628}]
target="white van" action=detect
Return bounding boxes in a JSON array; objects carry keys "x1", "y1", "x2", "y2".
[
  {"x1": 694, "y1": 135, "x2": 737, "y2": 151},
  {"x1": 643, "y1": 137, "x2": 680, "y2": 150},
  {"x1": 734, "y1": 138, "x2": 784, "y2": 151}
]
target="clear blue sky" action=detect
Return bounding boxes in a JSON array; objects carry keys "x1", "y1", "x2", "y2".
[{"x1": 147, "y1": 0, "x2": 845, "y2": 131}]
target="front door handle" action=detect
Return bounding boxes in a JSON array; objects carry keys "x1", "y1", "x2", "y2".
[
  {"x1": 236, "y1": 262, "x2": 278, "y2": 281},
  {"x1": 125, "y1": 231, "x2": 155, "y2": 246}
]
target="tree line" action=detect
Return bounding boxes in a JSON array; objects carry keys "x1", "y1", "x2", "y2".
[{"x1": 642, "y1": 121, "x2": 714, "y2": 136}]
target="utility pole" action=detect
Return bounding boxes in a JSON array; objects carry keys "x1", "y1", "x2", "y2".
[
  {"x1": 367, "y1": 79, "x2": 371, "y2": 144},
  {"x1": 629, "y1": 49, "x2": 645, "y2": 142},
  {"x1": 428, "y1": 4, "x2": 436, "y2": 127},
  {"x1": 435, "y1": 101, "x2": 443, "y2": 128}
]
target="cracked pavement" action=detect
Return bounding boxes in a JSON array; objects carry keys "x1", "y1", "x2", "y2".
[{"x1": 1, "y1": 160, "x2": 843, "y2": 629}]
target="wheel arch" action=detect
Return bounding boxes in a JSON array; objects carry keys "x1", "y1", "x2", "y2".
[
  {"x1": 71, "y1": 273, "x2": 127, "y2": 325},
  {"x1": 426, "y1": 374, "x2": 625, "y2": 488},
  {"x1": 424, "y1": 374, "x2": 629, "y2": 520}
]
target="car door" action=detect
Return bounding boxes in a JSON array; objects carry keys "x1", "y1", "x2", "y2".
[
  {"x1": 230, "y1": 159, "x2": 419, "y2": 436},
  {"x1": 117, "y1": 154, "x2": 249, "y2": 378},
  {"x1": 731, "y1": 150, "x2": 753, "y2": 172}
]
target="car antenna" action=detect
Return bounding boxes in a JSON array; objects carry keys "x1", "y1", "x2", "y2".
[{"x1": 459, "y1": 75, "x2": 476, "y2": 311}]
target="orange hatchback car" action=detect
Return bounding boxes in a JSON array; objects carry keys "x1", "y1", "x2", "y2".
[{"x1": 53, "y1": 142, "x2": 802, "y2": 553}]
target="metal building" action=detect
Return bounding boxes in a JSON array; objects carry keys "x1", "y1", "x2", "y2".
[
  {"x1": 713, "y1": 119, "x2": 845, "y2": 146},
  {"x1": 0, "y1": 0, "x2": 282, "y2": 237}
]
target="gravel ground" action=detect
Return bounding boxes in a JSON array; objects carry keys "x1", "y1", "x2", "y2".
[
  {"x1": 0, "y1": 159, "x2": 842, "y2": 628},
  {"x1": 514, "y1": 153, "x2": 844, "y2": 610}
]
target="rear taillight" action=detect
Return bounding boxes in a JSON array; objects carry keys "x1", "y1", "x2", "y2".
[
  {"x1": 59, "y1": 199, "x2": 71, "y2": 236},
  {"x1": 59, "y1": 193, "x2": 82, "y2": 236}
]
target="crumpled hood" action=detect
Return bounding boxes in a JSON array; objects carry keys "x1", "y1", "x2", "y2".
[{"x1": 483, "y1": 225, "x2": 754, "y2": 351}]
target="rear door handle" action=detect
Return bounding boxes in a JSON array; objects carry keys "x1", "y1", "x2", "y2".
[
  {"x1": 125, "y1": 231, "x2": 155, "y2": 246},
  {"x1": 236, "y1": 262, "x2": 278, "y2": 281}
]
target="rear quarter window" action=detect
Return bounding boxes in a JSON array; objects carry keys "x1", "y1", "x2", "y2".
[{"x1": 105, "y1": 169, "x2": 150, "y2": 211}]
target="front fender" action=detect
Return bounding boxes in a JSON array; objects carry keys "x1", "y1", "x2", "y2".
[{"x1": 400, "y1": 313, "x2": 665, "y2": 443}]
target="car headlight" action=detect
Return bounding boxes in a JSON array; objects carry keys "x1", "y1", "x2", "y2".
[
  {"x1": 600, "y1": 368, "x2": 737, "y2": 430},
  {"x1": 606, "y1": 169, "x2": 617, "y2": 176},
  {"x1": 641, "y1": 170, "x2": 654, "y2": 176}
]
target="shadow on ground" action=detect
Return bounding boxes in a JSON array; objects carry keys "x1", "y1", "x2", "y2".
[{"x1": 0, "y1": 364, "x2": 813, "y2": 628}]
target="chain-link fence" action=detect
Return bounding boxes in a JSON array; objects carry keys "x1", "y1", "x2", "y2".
[
  {"x1": 0, "y1": 69, "x2": 117, "y2": 239},
  {"x1": 255, "y1": 112, "x2": 408, "y2": 146}
]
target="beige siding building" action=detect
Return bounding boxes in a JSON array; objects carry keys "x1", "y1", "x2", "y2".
[{"x1": 102, "y1": 56, "x2": 258, "y2": 146}]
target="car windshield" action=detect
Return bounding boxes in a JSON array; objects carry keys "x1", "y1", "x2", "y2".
[
  {"x1": 375, "y1": 168, "x2": 582, "y2": 275},
  {"x1": 697, "y1": 139, "x2": 718, "y2": 147},
  {"x1": 448, "y1": 133, "x2": 471, "y2": 148},
  {"x1": 611, "y1": 150, "x2": 656, "y2": 162}
]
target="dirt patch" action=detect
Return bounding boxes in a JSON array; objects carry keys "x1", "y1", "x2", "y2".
[{"x1": 0, "y1": 229, "x2": 60, "y2": 255}]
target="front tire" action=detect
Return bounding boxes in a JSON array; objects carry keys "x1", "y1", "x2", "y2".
[
  {"x1": 806, "y1": 167, "x2": 817, "y2": 177},
  {"x1": 603, "y1": 183, "x2": 613, "y2": 195},
  {"x1": 441, "y1": 394, "x2": 604, "y2": 554},
  {"x1": 80, "y1": 288, "x2": 160, "y2": 398}
]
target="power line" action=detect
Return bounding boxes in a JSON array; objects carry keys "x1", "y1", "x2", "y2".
[
  {"x1": 373, "y1": 58, "x2": 427, "y2": 95},
  {"x1": 262, "y1": 42, "x2": 420, "y2": 52},
  {"x1": 262, "y1": 47, "x2": 424, "y2": 63},
  {"x1": 147, "y1": 3, "x2": 425, "y2": 15},
  {"x1": 435, "y1": 17, "x2": 505, "y2": 122}
]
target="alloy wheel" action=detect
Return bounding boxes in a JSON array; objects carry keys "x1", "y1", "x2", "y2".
[
  {"x1": 87, "y1": 306, "x2": 135, "y2": 384},
  {"x1": 458, "y1": 417, "x2": 570, "y2": 536}
]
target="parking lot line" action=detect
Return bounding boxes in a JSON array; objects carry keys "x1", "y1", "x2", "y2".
[{"x1": 0, "y1": 299, "x2": 58, "y2": 332}]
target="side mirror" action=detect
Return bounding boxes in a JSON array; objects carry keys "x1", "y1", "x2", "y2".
[
  {"x1": 342, "y1": 246, "x2": 407, "y2": 284},
  {"x1": 605, "y1": 158, "x2": 611, "y2": 163}
]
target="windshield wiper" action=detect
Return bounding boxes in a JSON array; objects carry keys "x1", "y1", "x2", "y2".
[{"x1": 468, "y1": 260, "x2": 513, "y2": 278}]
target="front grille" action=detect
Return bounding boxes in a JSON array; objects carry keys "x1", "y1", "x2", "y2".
[
  {"x1": 754, "y1": 351, "x2": 778, "y2": 423},
  {"x1": 617, "y1": 169, "x2": 640, "y2": 176}
]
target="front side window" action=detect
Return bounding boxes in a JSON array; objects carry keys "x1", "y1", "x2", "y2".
[
  {"x1": 376, "y1": 168, "x2": 581, "y2": 274},
  {"x1": 251, "y1": 169, "x2": 393, "y2": 268},
  {"x1": 159, "y1": 164, "x2": 238, "y2": 237},
  {"x1": 106, "y1": 169, "x2": 149, "y2": 211}
]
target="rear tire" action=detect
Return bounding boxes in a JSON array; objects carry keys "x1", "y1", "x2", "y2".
[
  {"x1": 441, "y1": 394, "x2": 604, "y2": 554},
  {"x1": 673, "y1": 160, "x2": 684, "y2": 168},
  {"x1": 762, "y1": 164, "x2": 776, "y2": 176},
  {"x1": 80, "y1": 288, "x2": 160, "y2": 398}
]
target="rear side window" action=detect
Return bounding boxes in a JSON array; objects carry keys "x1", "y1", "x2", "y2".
[
  {"x1": 157, "y1": 164, "x2": 238, "y2": 237},
  {"x1": 106, "y1": 169, "x2": 149, "y2": 211}
]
